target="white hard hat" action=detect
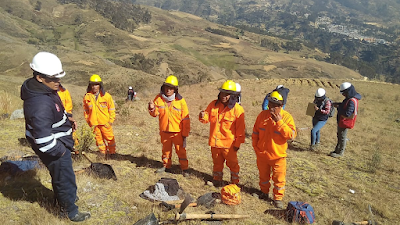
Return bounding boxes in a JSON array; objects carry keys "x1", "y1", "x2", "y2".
[
  {"x1": 129, "y1": 86, "x2": 133, "y2": 89},
  {"x1": 315, "y1": 88, "x2": 326, "y2": 97},
  {"x1": 340, "y1": 82, "x2": 352, "y2": 92},
  {"x1": 30, "y1": 52, "x2": 65, "y2": 78},
  {"x1": 276, "y1": 84, "x2": 284, "y2": 89},
  {"x1": 235, "y1": 83, "x2": 241, "y2": 92}
]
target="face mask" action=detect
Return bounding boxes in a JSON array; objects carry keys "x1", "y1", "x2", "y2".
[{"x1": 162, "y1": 93, "x2": 175, "y2": 102}]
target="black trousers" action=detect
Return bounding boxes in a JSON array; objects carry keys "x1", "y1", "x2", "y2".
[{"x1": 42, "y1": 150, "x2": 79, "y2": 219}]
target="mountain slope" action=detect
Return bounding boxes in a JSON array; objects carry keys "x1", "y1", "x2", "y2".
[{"x1": 0, "y1": 0, "x2": 363, "y2": 100}]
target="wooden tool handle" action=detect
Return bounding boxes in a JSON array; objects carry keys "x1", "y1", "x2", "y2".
[
  {"x1": 354, "y1": 221, "x2": 371, "y2": 225},
  {"x1": 175, "y1": 213, "x2": 250, "y2": 220},
  {"x1": 174, "y1": 202, "x2": 197, "y2": 208},
  {"x1": 81, "y1": 152, "x2": 93, "y2": 163}
]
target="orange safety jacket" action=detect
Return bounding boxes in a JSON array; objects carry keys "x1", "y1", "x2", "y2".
[
  {"x1": 58, "y1": 87, "x2": 73, "y2": 114},
  {"x1": 199, "y1": 100, "x2": 245, "y2": 149},
  {"x1": 83, "y1": 92, "x2": 116, "y2": 127},
  {"x1": 149, "y1": 94, "x2": 190, "y2": 137},
  {"x1": 252, "y1": 109, "x2": 296, "y2": 160}
]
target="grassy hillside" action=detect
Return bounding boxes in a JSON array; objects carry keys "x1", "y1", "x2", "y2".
[
  {"x1": 0, "y1": 78, "x2": 399, "y2": 225},
  {"x1": 2, "y1": 0, "x2": 398, "y2": 224}
]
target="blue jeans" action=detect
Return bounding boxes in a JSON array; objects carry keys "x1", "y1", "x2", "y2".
[{"x1": 311, "y1": 118, "x2": 327, "y2": 146}]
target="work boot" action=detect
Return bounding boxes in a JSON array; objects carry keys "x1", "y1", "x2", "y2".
[
  {"x1": 260, "y1": 193, "x2": 271, "y2": 201},
  {"x1": 329, "y1": 151, "x2": 343, "y2": 158},
  {"x1": 273, "y1": 200, "x2": 284, "y2": 209},
  {"x1": 70, "y1": 211, "x2": 91, "y2": 222},
  {"x1": 155, "y1": 167, "x2": 166, "y2": 173},
  {"x1": 155, "y1": 167, "x2": 171, "y2": 173},
  {"x1": 212, "y1": 180, "x2": 223, "y2": 187},
  {"x1": 182, "y1": 169, "x2": 190, "y2": 177},
  {"x1": 309, "y1": 145, "x2": 317, "y2": 151}
]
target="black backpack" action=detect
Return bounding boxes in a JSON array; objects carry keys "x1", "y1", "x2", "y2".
[{"x1": 322, "y1": 98, "x2": 335, "y2": 118}]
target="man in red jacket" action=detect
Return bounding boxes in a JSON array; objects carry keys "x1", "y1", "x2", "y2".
[{"x1": 330, "y1": 82, "x2": 361, "y2": 158}]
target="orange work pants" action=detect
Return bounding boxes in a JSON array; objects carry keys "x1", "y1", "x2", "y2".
[
  {"x1": 256, "y1": 157, "x2": 286, "y2": 201},
  {"x1": 211, "y1": 147, "x2": 240, "y2": 184},
  {"x1": 160, "y1": 132, "x2": 188, "y2": 170},
  {"x1": 94, "y1": 125, "x2": 116, "y2": 154}
]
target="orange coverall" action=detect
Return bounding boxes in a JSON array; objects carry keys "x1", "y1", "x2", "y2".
[
  {"x1": 199, "y1": 100, "x2": 245, "y2": 184},
  {"x1": 149, "y1": 94, "x2": 190, "y2": 170},
  {"x1": 83, "y1": 92, "x2": 116, "y2": 154},
  {"x1": 58, "y1": 86, "x2": 79, "y2": 147},
  {"x1": 58, "y1": 87, "x2": 73, "y2": 115},
  {"x1": 252, "y1": 109, "x2": 296, "y2": 200}
]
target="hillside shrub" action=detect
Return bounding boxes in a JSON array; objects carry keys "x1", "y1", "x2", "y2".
[
  {"x1": 367, "y1": 150, "x2": 382, "y2": 173},
  {"x1": 0, "y1": 91, "x2": 13, "y2": 116},
  {"x1": 75, "y1": 124, "x2": 95, "y2": 153}
]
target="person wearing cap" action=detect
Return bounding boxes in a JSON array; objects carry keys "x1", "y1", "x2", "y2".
[
  {"x1": 83, "y1": 74, "x2": 117, "y2": 157},
  {"x1": 330, "y1": 82, "x2": 361, "y2": 158},
  {"x1": 262, "y1": 85, "x2": 290, "y2": 110},
  {"x1": 21, "y1": 52, "x2": 90, "y2": 222},
  {"x1": 127, "y1": 86, "x2": 136, "y2": 101},
  {"x1": 148, "y1": 75, "x2": 190, "y2": 176},
  {"x1": 252, "y1": 89, "x2": 296, "y2": 209},
  {"x1": 310, "y1": 88, "x2": 332, "y2": 151},
  {"x1": 199, "y1": 80, "x2": 245, "y2": 186}
]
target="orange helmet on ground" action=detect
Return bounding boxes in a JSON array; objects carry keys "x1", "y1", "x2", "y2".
[{"x1": 221, "y1": 184, "x2": 241, "y2": 205}]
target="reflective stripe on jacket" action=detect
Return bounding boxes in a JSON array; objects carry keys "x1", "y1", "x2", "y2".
[
  {"x1": 149, "y1": 94, "x2": 190, "y2": 137},
  {"x1": 252, "y1": 109, "x2": 296, "y2": 160},
  {"x1": 83, "y1": 92, "x2": 116, "y2": 127},
  {"x1": 200, "y1": 100, "x2": 245, "y2": 148},
  {"x1": 21, "y1": 78, "x2": 73, "y2": 158},
  {"x1": 58, "y1": 87, "x2": 73, "y2": 114}
]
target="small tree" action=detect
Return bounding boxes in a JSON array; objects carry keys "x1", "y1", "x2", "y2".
[{"x1": 74, "y1": 124, "x2": 95, "y2": 154}]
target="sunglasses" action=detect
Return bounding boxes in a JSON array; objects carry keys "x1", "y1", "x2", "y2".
[{"x1": 42, "y1": 75, "x2": 60, "y2": 82}]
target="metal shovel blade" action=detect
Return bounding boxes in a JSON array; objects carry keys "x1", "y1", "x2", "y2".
[{"x1": 179, "y1": 193, "x2": 193, "y2": 214}]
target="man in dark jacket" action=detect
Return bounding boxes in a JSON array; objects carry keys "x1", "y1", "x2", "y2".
[
  {"x1": 127, "y1": 86, "x2": 135, "y2": 101},
  {"x1": 21, "y1": 52, "x2": 90, "y2": 222},
  {"x1": 330, "y1": 82, "x2": 362, "y2": 158}
]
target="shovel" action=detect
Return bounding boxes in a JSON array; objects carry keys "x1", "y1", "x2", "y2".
[
  {"x1": 160, "y1": 192, "x2": 221, "y2": 211},
  {"x1": 174, "y1": 193, "x2": 249, "y2": 221},
  {"x1": 81, "y1": 152, "x2": 117, "y2": 180}
]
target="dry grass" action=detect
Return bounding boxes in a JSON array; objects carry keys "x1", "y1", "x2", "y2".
[{"x1": 0, "y1": 78, "x2": 399, "y2": 224}]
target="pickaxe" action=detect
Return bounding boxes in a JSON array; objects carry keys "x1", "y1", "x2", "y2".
[
  {"x1": 175, "y1": 212, "x2": 250, "y2": 221},
  {"x1": 160, "y1": 192, "x2": 221, "y2": 211},
  {"x1": 174, "y1": 193, "x2": 249, "y2": 221}
]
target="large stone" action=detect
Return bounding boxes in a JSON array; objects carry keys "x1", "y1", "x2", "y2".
[{"x1": 10, "y1": 109, "x2": 24, "y2": 120}]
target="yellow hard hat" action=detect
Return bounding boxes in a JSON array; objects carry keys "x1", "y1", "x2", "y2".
[
  {"x1": 90, "y1": 74, "x2": 102, "y2": 83},
  {"x1": 164, "y1": 75, "x2": 178, "y2": 87},
  {"x1": 219, "y1": 80, "x2": 236, "y2": 93},
  {"x1": 267, "y1": 91, "x2": 284, "y2": 104}
]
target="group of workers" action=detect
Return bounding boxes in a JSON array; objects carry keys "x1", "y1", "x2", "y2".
[
  {"x1": 20, "y1": 51, "x2": 360, "y2": 222},
  {"x1": 310, "y1": 84, "x2": 361, "y2": 158},
  {"x1": 146, "y1": 76, "x2": 296, "y2": 209}
]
